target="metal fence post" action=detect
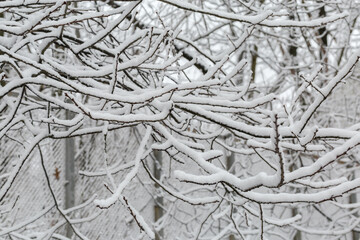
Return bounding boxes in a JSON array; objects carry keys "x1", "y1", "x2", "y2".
[{"x1": 154, "y1": 150, "x2": 163, "y2": 240}]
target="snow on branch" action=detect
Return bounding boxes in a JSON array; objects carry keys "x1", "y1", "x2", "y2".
[{"x1": 1, "y1": 0, "x2": 360, "y2": 239}]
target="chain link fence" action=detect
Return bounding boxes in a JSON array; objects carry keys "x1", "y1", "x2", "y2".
[{"x1": 0, "y1": 127, "x2": 157, "y2": 240}]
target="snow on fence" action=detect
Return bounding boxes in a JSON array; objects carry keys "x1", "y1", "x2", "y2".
[{"x1": 0, "y1": 127, "x2": 155, "y2": 240}]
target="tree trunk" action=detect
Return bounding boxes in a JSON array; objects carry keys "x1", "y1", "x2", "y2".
[{"x1": 65, "y1": 109, "x2": 75, "y2": 238}]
